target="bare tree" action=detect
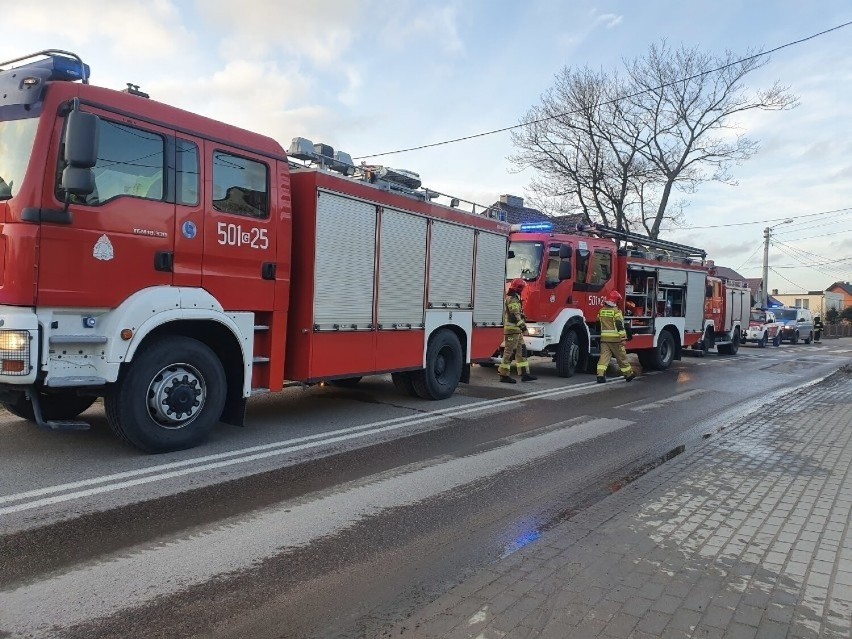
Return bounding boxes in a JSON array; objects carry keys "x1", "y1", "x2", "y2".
[{"x1": 511, "y1": 41, "x2": 797, "y2": 238}]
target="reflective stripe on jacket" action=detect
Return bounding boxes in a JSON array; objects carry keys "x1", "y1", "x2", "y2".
[
  {"x1": 598, "y1": 307, "x2": 627, "y2": 342},
  {"x1": 504, "y1": 293, "x2": 526, "y2": 334}
]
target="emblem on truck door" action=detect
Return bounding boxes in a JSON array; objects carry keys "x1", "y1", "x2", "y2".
[{"x1": 93, "y1": 235, "x2": 114, "y2": 261}]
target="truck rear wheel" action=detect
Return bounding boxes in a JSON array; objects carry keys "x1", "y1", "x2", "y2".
[
  {"x1": 2, "y1": 392, "x2": 96, "y2": 422},
  {"x1": 411, "y1": 330, "x2": 462, "y2": 400},
  {"x1": 637, "y1": 330, "x2": 675, "y2": 370},
  {"x1": 718, "y1": 330, "x2": 740, "y2": 355},
  {"x1": 555, "y1": 330, "x2": 580, "y2": 377},
  {"x1": 758, "y1": 332, "x2": 767, "y2": 348},
  {"x1": 105, "y1": 336, "x2": 226, "y2": 453}
]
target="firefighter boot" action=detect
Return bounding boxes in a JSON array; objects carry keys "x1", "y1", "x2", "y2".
[
  {"x1": 521, "y1": 373, "x2": 537, "y2": 382},
  {"x1": 596, "y1": 376, "x2": 606, "y2": 384},
  {"x1": 624, "y1": 373, "x2": 636, "y2": 382},
  {"x1": 499, "y1": 374, "x2": 517, "y2": 384}
]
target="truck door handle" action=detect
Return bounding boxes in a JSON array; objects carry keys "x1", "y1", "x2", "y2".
[
  {"x1": 154, "y1": 251, "x2": 174, "y2": 272},
  {"x1": 262, "y1": 262, "x2": 276, "y2": 280}
]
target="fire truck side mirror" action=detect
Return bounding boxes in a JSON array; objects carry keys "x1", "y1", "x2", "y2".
[
  {"x1": 559, "y1": 245, "x2": 572, "y2": 259},
  {"x1": 558, "y1": 261, "x2": 572, "y2": 281},
  {"x1": 64, "y1": 110, "x2": 100, "y2": 168},
  {"x1": 61, "y1": 110, "x2": 99, "y2": 197},
  {"x1": 507, "y1": 250, "x2": 515, "y2": 259},
  {"x1": 705, "y1": 285, "x2": 713, "y2": 298}
]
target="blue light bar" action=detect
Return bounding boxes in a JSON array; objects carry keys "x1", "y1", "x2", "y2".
[
  {"x1": 518, "y1": 221, "x2": 553, "y2": 232},
  {"x1": 22, "y1": 55, "x2": 90, "y2": 82}
]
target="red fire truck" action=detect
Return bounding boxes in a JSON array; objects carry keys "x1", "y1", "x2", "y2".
[
  {"x1": 507, "y1": 222, "x2": 709, "y2": 375},
  {"x1": 0, "y1": 50, "x2": 509, "y2": 452},
  {"x1": 696, "y1": 269, "x2": 751, "y2": 355}
]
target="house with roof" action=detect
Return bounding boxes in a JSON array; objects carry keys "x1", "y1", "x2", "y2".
[
  {"x1": 772, "y1": 289, "x2": 844, "y2": 318},
  {"x1": 826, "y1": 282, "x2": 852, "y2": 309},
  {"x1": 489, "y1": 194, "x2": 584, "y2": 231}
]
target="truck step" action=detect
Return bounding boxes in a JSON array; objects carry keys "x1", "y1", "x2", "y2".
[
  {"x1": 254, "y1": 325, "x2": 270, "y2": 331},
  {"x1": 39, "y1": 419, "x2": 91, "y2": 432},
  {"x1": 252, "y1": 356, "x2": 271, "y2": 364}
]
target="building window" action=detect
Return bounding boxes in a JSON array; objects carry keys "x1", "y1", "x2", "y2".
[
  {"x1": 212, "y1": 151, "x2": 269, "y2": 218},
  {"x1": 802, "y1": 299, "x2": 809, "y2": 309}
]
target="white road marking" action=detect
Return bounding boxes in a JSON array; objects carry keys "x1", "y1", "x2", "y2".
[
  {"x1": 0, "y1": 417, "x2": 634, "y2": 637},
  {"x1": 0, "y1": 381, "x2": 607, "y2": 515},
  {"x1": 630, "y1": 389, "x2": 707, "y2": 412}
]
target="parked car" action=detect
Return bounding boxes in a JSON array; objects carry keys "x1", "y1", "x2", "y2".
[
  {"x1": 774, "y1": 307, "x2": 815, "y2": 344},
  {"x1": 743, "y1": 308, "x2": 781, "y2": 347}
]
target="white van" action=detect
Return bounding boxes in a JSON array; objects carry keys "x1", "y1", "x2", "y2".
[{"x1": 774, "y1": 307, "x2": 815, "y2": 344}]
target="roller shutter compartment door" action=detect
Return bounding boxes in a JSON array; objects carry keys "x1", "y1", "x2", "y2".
[
  {"x1": 378, "y1": 209, "x2": 427, "y2": 327},
  {"x1": 474, "y1": 232, "x2": 507, "y2": 326},
  {"x1": 313, "y1": 193, "x2": 377, "y2": 330},
  {"x1": 428, "y1": 222, "x2": 474, "y2": 309}
]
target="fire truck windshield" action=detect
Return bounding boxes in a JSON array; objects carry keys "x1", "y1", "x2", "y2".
[
  {"x1": 0, "y1": 110, "x2": 39, "y2": 200},
  {"x1": 506, "y1": 241, "x2": 544, "y2": 281}
]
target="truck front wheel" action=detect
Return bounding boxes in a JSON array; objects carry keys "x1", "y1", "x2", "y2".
[
  {"x1": 105, "y1": 336, "x2": 226, "y2": 453},
  {"x1": 411, "y1": 330, "x2": 463, "y2": 400},
  {"x1": 555, "y1": 330, "x2": 580, "y2": 377},
  {"x1": 2, "y1": 392, "x2": 96, "y2": 422}
]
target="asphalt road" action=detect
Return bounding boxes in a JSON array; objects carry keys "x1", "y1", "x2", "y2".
[{"x1": 1, "y1": 338, "x2": 851, "y2": 638}]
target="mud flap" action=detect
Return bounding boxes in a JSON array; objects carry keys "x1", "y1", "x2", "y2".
[{"x1": 460, "y1": 363, "x2": 471, "y2": 384}]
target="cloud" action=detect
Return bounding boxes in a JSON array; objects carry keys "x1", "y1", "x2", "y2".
[
  {"x1": 0, "y1": 0, "x2": 194, "y2": 62},
  {"x1": 196, "y1": 0, "x2": 361, "y2": 66},
  {"x1": 593, "y1": 13, "x2": 624, "y2": 29},
  {"x1": 379, "y1": 2, "x2": 464, "y2": 55}
]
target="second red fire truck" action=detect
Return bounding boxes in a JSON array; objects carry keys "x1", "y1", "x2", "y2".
[{"x1": 506, "y1": 222, "x2": 753, "y2": 374}]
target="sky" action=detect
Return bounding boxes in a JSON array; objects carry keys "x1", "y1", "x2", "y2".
[{"x1": 2, "y1": 0, "x2": 852, "y2": 294}]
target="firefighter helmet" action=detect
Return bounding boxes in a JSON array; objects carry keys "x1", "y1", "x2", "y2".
[
  {"x1": 606, "y1": 290, "x2": 622, "y2": 303},
  {"x1": 509, "y1": 278, "x2": 526, "y2": 292}
]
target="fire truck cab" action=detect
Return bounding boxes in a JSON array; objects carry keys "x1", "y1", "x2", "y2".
[{"x1": 510, "y1": 222, "x2": 708, "y2": 376}]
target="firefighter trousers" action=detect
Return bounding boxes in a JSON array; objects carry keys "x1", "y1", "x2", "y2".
[
  {"x1": 498, "y1": 333, "x2": 530, "y2": 376},
  {"x1": 597, "y1": 341, "x2": 634, "y2": 377}
]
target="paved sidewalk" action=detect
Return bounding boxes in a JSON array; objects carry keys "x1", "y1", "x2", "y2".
[{"x1": 394, "y1": 366, "x2": 852, "y2": 639}]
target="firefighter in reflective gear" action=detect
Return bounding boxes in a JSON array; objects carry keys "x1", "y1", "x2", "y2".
[
  {"x1": 596, "y1": 290, "x2": 636, "y2": 383},
  {"x1": 498, "y1": 279, "x2": 537, "y2": 383}
]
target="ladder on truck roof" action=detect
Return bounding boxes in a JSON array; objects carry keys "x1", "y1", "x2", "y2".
[{"x1": 577, "y1": 223, "x2": 707, "y2": 262}]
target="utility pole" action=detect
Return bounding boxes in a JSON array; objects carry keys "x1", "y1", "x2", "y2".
[{"x1": 761, "y1": 226, "x2": 770, "y2": 308}]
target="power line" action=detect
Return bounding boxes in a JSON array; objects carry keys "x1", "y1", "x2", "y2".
[
  {"x1": 353, "y1": 20, "x2": 852, "y2": 160},
  {"x1": 661, "y1": 206, "x2": 852, "y2": 232},
  {"x1": 777, "y1": 228, "x2": 852, "y2": 242},
  {"x1": 736, "y1": 242, "x2": 765, "y2": 271},
  {"x1": 769, "y1": 266, "x2": 808, "y2": 290},
  {"x1": 771, "y1": 240, "x2": 852, "y2": 279}
]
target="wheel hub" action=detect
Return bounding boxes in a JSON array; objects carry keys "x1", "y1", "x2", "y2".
[{"x1": 147, "y1": 364, "x2": 206, "y2": 428}]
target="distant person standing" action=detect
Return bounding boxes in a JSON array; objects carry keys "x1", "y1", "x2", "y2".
[
  {"x1": 596, "y1": 290, "x2": 636, "y2": 383},
  {"x1": 814, "y1": 315, "x2": 823, "y2": 342},
  {"x1": 498, "y1": 279, "x2": 537, "y2": 383}
]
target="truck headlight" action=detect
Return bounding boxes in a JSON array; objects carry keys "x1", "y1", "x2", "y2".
[
  {"x1": 526, "y1": 326, "x2": 544, "y2": 337},
  {"x1": 0, "y1": 330, "x2": 31, "y2": 375}
]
